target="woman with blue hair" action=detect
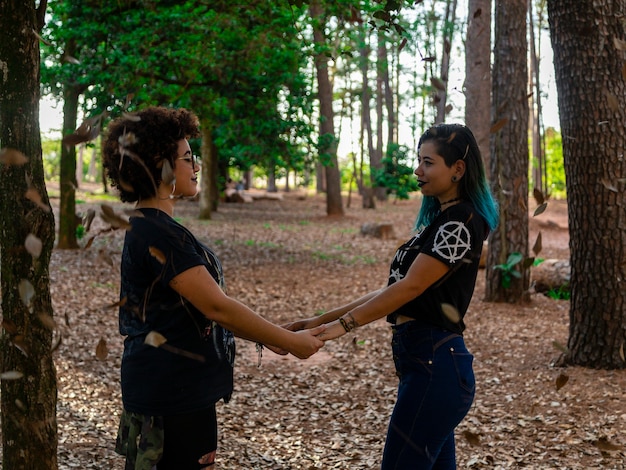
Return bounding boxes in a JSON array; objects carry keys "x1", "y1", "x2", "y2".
[{"x1": 288, "y1": 123, "x2": 498, "y2": 469}]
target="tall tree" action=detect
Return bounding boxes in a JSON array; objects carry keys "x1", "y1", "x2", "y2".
[
  {"x1": 0, "y1": 1, "x2": 58, "y2": 468},
  {"x1": 547, "y1": 0, "x2": 626, "y2": 369},
  {"x1": 464, "y1": 0, "x2": 491, "y2": 175},
  {"x1": 485, "y1": 0, "x2": 530, "y2": 303},
  {"x1": 310, "y1": 0, "x2": 344, "y2": 216}
]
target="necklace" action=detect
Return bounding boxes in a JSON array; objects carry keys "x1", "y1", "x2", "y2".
[{"x1": 439, "y1": 197, "x2": 462, "y2": 206}]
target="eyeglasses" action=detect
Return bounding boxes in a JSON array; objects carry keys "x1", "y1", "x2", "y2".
[{"x1": 177, "y1": 154, "x2": 199, "y2": 167}]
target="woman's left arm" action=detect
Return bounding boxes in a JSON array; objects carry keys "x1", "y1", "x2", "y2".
[{"x1": 317, "y1": 253, "x2": 449, "y2": 341}]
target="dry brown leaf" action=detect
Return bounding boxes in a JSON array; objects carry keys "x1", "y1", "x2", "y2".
[
  {"x1": 18, "y1": 279, "x2": 35, "y2": 308},
  {"x1": 149, "y1": 246, "x2": 166, "y2": 264},
  {"x1": 25, "y1": 187, "x2": 51, "y2": 212},
  {"x1": 490, "y1": 118, "x2": 508, "y2": 133},
  {"x1": 532, "y1": 232, "x2": 542, "y2": 256},
  {"x1": 95, "y1": 338, "x2": 109, "y2": 361},
  {"x1": 2, "y1": 319, "x2": 18, "y2": 335},
  {"x1": 12, "y1": 335, "x2": 29, "y2": 356},
  {"x1": 25, "y1": 233, "x2": 43, "y2": 258},
  {"x1": 532, "y1": 187, "x2": 545, "y2": 206},
  {"x1": 440, "y1": 303, "x2": 461, "y2": 323},
  {"x1": 555, "y1": 372, "x2": 569, "y2": 391},
  {"x1": 100, "y1": 204, "x2": 131, "y2": 230},
  {"x1": 37, "y1": 313, "x2": 57, "y2": 330},
  {"x1": 430, "y1": 77, "x2": 446, "y2": 91},
  {"x1": 601, "y1": 178, "x2": 618, "y2": 193},
  {"x1": 533, "y1": 202, "x2": 547, "y2": 216},
  {"x1": 0, "y1": 147, "x2": 29, "y2": 165},
  {"x1": 145, "y1": 331, "x2": 168, "y2": 347},
  {"x1": 0, "y1": 371, "x2": 24, "y2": 380},
  {"x1": 462, "y1": 430, "x2": 481, "y2": 446}
]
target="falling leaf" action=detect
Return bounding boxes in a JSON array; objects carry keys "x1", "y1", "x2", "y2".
[
  {"x1": 619, "y1": 342, "x2": 625, "y2": 362},
  {"x1": 82, "y1": 208, "x2": 96, "y2": 231},
  {"x1": 25, "y1": 233, "x2": 43, "y2": 258},
  {"x1": 533, "y1": 202, "x2": 548, "y2": 216},
  {"x1": 0, "y1": 147, "x2": 28, "y2": 165},
  {"x1": 25, "y1": 187, "x2": 51, "y2": 212},
  {"x1": 606, "y1": 92, "x2": 619, "y2": 112},
  {"x1": 62, "y1": 112, "x2": 107, "y2": 147},
  {"x1": 100, "y1": 204, "x2": 131, "y2": 230},
  {"x1": 2, "y1": 319, "x2": 18, "y2": 335},
  {"x1": 430, "y1": 77, "x2": 446, "y2": 91},
  {"x1": 532, "y1": 232, "x2": 542, "y2": 256},
  {"x1": 106, "y1": 297, "x2": 127, "y2": 309},
  {"x1": 37, "y1": 313, "x2": 57, "y2": 330},
  {"x1": 532, "y1": 188, "x2": 545, "y2": 206},
  {"x1": 18, "y1": 279, "x2": 35, "y2": 308},
  {"x1": 613, "y1": 37, "x2": 626, "y2": 51},
  {"x1": 145, "y1": 331, "x2": 168, "y2": 348},
  {"x1": 462, "y1": 430, "x2": 481, "y2": 446},
  {"x1": 440, "y1": 303, "x2": 461, "y2": 323},
  {"x1": 600, "y1": 178, "x2": 618, "y2": 193},
  {"x1": 32, "y1": 28, "x2": 51, "y2": 45},
  {"x1": 95, "y1": 338, "x2": 109, "y2": 361},
  {"x1": 62, "y1": 54, "x2": 80, "y2": 65},
  {"x1": 122, "y1": 112, "x2": 141, "y2": 122},
  {"x1": 12, "y1": 335, "x2": 29, "y2": 356},
  {"x1": 0, "y1": 371, "x2": 24, "y2": 380},
  {"x1": 473, "y1": 7, "x2": 482, "y2": 19},
  {"x1": 149, "y1": 246, "x2": 166, "y2": 264},
  {"x1": 552, "y1": 340, "x2": 568, "y2": 353},
  {"x1": 161, "y1": 159, "x2": 175, "y2": 185},
  {"x1": 490, "y1": 118, "x2": 508, "y2": 133},
  {"x1": 555, "y1": 372, "x2": 569, "y2": 391}
]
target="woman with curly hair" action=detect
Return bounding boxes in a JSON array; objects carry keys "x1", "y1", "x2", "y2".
[{"x1": 102, "y1": 106, "x2": 324, "y2": 469}]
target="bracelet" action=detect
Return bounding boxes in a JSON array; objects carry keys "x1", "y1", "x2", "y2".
[{"x1": 339, "y1": 312, "x2": 359, "y2": 333}]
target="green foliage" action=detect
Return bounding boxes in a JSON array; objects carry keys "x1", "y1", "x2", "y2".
[
  {"x1": 493, "y1": 252, "x2": 524, "y2": 289},
  {"x1": 544, "y1": 127, "x2": 566, "y2": 198},
  {"x1": 373, "y1": 143, "x2": 419, "y2": 200},
  {"x1": 546, "y1": 284, "x2": 571, "y2": 300},
  {"x1": 75, "y1": 224, "x2": 85, "y2": 240}
]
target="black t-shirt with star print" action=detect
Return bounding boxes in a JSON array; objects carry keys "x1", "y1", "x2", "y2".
[{"x1": 386, "y1": 201, "x2": 489, "y2": 334}]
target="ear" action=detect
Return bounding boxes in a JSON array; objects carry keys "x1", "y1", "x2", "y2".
[{"x1": 454, "y1": 160, "x2": 466, "y2": 180}]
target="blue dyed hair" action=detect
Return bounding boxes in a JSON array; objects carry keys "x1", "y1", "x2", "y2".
[{"x1": 414, "y1": 123, "x2": 499, "y2": 233}]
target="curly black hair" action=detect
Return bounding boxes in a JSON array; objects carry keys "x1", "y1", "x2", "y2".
[{"x1": 102, "y1": 106, "x2": 200, "y2": 202}]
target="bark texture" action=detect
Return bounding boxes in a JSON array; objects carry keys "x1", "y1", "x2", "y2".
[
  {"x1": 0, "y1": 1, "x2": 58, "y2": 468},
  {"x1": 485, "y1": 0, "x2": 530, "y2": 303},
  {"x1": 548, "y1": 0, "x2": 626, "y2": 369}
]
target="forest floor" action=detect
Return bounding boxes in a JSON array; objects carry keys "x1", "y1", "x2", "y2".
[{"x1": 41, "y1": 185, "x2": 626, "y2": 469}]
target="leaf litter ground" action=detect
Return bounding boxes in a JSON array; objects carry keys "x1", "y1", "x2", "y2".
[{"x1": 37, "y1": 190, "x2": 626, "y2": 468}]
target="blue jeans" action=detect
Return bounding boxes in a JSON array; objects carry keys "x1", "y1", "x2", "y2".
[{"x1": 381, "y1": 323, "x2": 475, "y2": 470}]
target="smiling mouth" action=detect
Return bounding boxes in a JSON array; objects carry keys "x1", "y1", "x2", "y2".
[{"x1": 417, "y1": 180, "x2": 426, "y2": 187}]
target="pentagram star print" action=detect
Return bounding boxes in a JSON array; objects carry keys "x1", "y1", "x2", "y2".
[{"x1": 432, "y1": 221, "x2": 471, "y2": 263}]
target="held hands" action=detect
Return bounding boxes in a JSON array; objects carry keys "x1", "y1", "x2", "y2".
[
  {"x1": 287, "y1": 325, "x2": 326, "y2": 359},
  {"x1": 282, "y1": 316, "x2": 319, "y2": 332}
]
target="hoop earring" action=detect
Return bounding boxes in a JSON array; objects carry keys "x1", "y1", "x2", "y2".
[{"x1": 169, "y1": 183, "x2": 177, "y2": 199}]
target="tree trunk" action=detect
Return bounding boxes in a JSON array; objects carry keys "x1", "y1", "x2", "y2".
[
  {"x1": 310, "y1": 0, "x2": 343, "y2": 216},
  {"x1": 199, "y1": 123, "x2": 218, "y2": 219},
  {"x1": 434, "y1": 0, "x2": 458, "y2": 124},
  {"x1": 547, "y1": 0, "x2": 626, "y2": 369},
  {"x1": 358, "y1": 26, "x2": 376, "y2": 209},
  {"x1": 57, "y1": 84, "x2": 80, "y2": 249},
  {"x1": 485, "y1": 0, "x2": 530, "y2": 303},
  {"x1": 0, "y1": 1, "x2": 58, "y2": 469},
  {"x1": 464, "y1": 0, "x2": 491, "y2": 177},
  {"x1": 373, "y1": 31, "x2": 388, "y2": 202}
]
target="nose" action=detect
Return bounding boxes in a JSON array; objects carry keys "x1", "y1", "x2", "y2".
[{"x1": 414, "y1": 165, "x2": 422, "y2": 176}]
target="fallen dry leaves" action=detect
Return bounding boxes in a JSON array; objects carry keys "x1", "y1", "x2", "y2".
[{"x1": 30, "y1": 191, "x2": 626, "y2": 468}]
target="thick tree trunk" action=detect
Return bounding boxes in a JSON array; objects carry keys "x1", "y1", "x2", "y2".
[
  {"x1": 310, "y1": 0, "x2": 343, "y2": 216},
  {"x1": 464, "y1": 0, "x2": 491, "y2": 176},
  {"x1": 548, "y1": 0, "x2": 626, "y2": 369},
  {"x1": 358, "y1": 26, "x2": 376, "y2": 209},
  {"x1": 57, "y1": 85, "x2": 80, "y2": 249},
  {"x1": 434, "y1": 0, "x2": 457, "y2": 124},
  {"x1": 485, "y1": 0, "x2": 530, "y2": 303},
  {"x1": 0, "y1": 1, "x2": 58, "y2": 468}
]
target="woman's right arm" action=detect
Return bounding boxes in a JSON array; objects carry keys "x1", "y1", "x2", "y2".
[
  {"x1": 170, "y1": 265, "x2": 325, "y2": 359},
  {"x1": 283, "y1": 289, "x2": 383, "y2": 331}
]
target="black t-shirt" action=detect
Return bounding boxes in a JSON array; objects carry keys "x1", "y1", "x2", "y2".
[
  {"x1": 386, "y1": 202, "x2": 488, "y2": 334},
  {"x1": 119, "y1": 208, "x2": 235, "y2": 415}
]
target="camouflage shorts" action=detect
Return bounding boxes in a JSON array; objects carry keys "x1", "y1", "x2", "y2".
[{"x1": 115, "y1": 409, "x2": 165, "y2": 470}]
